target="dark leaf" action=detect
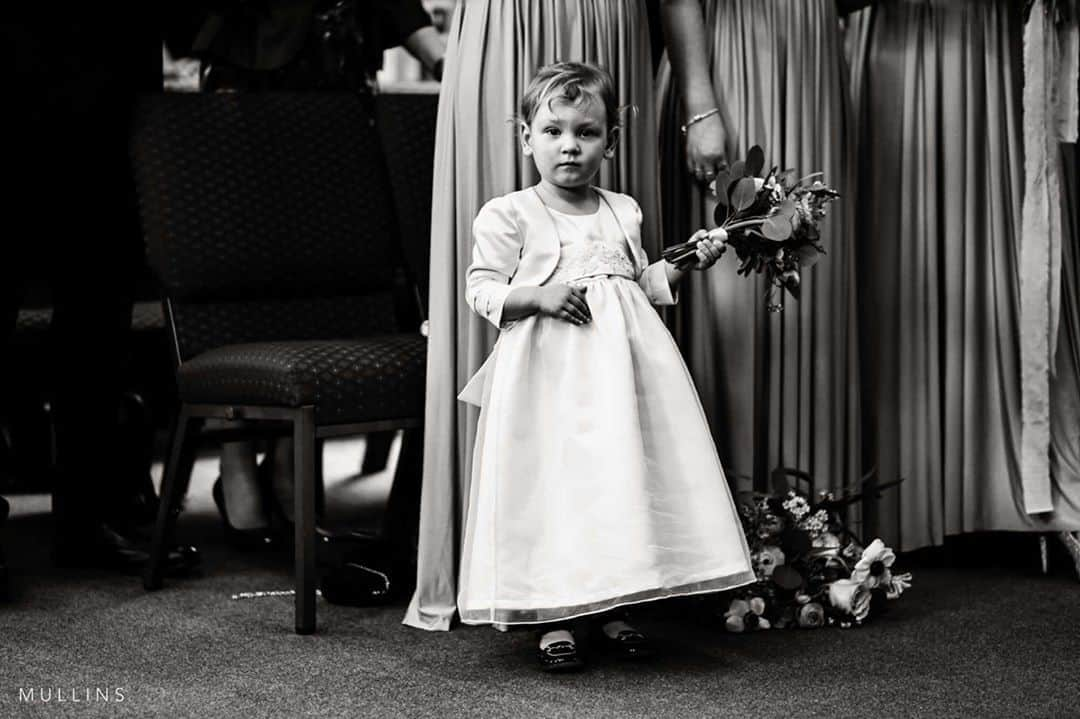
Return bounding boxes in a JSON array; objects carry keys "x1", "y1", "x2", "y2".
[
  {"x1": 746, "y1": 145, "x2": 765, "y2": 177},
  {"x1": 794, "y1": 244, "x2": 822, "y2": 268},
  {"x1": 728, "y1": 160, "x2": 746, "y2": 182},
  {"x1": 714, "y1": 202, "x2": 728, "y2": 226},
  {"x1": 781, "y1": 528, "x2": 813, "y2": 557},
  {"x1": 784, "y1": 277, "x2": 802, "y2": 301},
  {"x1": 770, "y1": 467, "x2": 791, "y2": 495},
  {"x1": 731, "y1": 177, "x2": 758, "y2": 211},
  {"x1": 771, "y1": 565, "x2": 803, "y2": 591},
  {"x1": 712, "y1": 170, "x2": 731, "y2": 201},
  {"x1": 761, "y1": 215, "x2": 792, "y2": 241}
]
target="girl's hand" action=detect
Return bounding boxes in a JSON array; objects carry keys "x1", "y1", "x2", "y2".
[
  {"x1": 687, "y1": 228, "x2": 727, "y2": 270},
  {"x1": 536, "y1": 284, "x2": 591, "y2": 325},
  {"x1": 685, "y1": 113, "x2": 728, "y2": 185}
]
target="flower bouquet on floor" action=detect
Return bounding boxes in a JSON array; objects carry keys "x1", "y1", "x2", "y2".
[
  {"x1": 719, "y1": 469, "x2": 911, "y2": 632},
  {"x1": 662, "y1": 145, "x2": 840, "y2": 312}
]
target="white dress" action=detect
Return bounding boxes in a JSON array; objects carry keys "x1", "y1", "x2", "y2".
[{"x1": 457, "y1": 200, "x2": 755, "y2": 626}]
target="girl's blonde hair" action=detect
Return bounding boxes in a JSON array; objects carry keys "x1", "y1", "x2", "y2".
[{"x1": 519, "y1": 62, "x2": 619, "y2": 130}]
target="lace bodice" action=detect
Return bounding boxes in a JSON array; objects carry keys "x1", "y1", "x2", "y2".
[{"x1": 544, "y1": 205, "x2": 637, "y2": 285}]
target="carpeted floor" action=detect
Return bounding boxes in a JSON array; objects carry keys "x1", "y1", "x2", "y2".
[{"x1": 2, "y1": 439, "x2": 1079, "y2": 718}]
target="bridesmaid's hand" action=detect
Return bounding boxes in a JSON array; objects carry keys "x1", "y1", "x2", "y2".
[
  {"x1": 536, "y1": 284, "x2": 591, "y2": 325},
  {"x1": 685, "y1": 113, "x2": 728, "y2": 185},
  {"x1": 688, "y1": 228, "x2": 727, "y2": 270}
]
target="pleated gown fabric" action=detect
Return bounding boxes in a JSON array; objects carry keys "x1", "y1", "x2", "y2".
[
  {"x1": 406, "y1": 0, "x2": 660, "y2": 631},
  {"x1": 656, "y1": 0, "x2": 862, "y2": 502},
  {"x1": 847, "y1": 0, "x2": 1080, "y2": 550}
]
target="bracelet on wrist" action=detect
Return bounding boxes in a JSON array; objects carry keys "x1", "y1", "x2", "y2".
[{"x1": 680, "y1": 107, "x2": 721, "y2": 135}]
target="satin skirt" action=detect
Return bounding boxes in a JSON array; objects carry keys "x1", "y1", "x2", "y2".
[{"x1": 458, "y1": 277, "x2": 754, "y2": 625}]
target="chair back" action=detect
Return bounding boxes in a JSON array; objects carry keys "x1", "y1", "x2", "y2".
[
  {"x1": 131, "y1": 92, "x2": 403, "y2": 362},
  {"x1": 375, "y1": 91, "x2": 438, "y2": 311}
]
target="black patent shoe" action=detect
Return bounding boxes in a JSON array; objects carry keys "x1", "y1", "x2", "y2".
[
  {"x1": 320, "y1": 562, "x2": 393, "y2": 606},
  {"x1": 212, "y1": 478, "x2": 284, "y2": 552},
  {"x1": 539, "y1": 636, "x2": 585, "y2": 673},
  {"x1": 600, "y1": 625, "x2": 654, "y2": 660},
  {"x1": 55, "y1": 522, "x2": 200, "y2": 577}
]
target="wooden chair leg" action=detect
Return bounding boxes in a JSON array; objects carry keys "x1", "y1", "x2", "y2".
[
  {"x1": 360, "y1": 430, "x2": 394, "y2": 475},
  {"x1": 293, "y1": 407, "x2": 317, "y2": 634},
  {"x1": 144, "y1": 406, "x2": 201, "y2": 591}
]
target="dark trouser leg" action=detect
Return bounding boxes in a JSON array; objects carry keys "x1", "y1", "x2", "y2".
[{"x1": 48, "y1": 141, "x2": 140, "y2": 536}]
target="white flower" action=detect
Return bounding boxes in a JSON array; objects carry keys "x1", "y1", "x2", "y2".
[
  {"x1": 851, "y1": 538, "x2": 896, "y2": 589},
  {"x1": 827, "y1": 578, "x2": 871, "y2": 622},
  {"x1": 782, "y1": 494, "x2": 810, "y2": 520},
  {"x1": 811, "y1": 532, "x2": 842, "y2": 551},
  {"x1": 885, "y1": 572, "x2": 913, "y2": 600},
  {"x1": 724, "y1": 598, "x2": 749, "y2": 619},
  {"x1": 724, "y1": 596, "x2": 769, "y2": 632},
  {"x1": 797, "y1": 602, "x2": 826, "y2": 629},
  {"x1": 799, "y1": 509, "x2": 829, "y2": 535},
  {"x1": 751, "y1": 545, "x2": 786, "y2": 579}
]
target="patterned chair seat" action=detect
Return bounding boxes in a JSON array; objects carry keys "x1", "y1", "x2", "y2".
[{"x1": 176, "y1": 335, "x2": 426, "y2": 425}]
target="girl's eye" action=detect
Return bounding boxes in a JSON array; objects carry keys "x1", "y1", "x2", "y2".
[
  {"x1": 544, "y1": 127, "x2": 560, "y2": 136},
  {"x1": 579, "y1": 129, "x2": 598, "y2": 138}
]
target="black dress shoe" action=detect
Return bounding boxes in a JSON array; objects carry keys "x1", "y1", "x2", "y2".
[
  {"x1": 599, "y1": 626, "x2": 654, "y2": 660},
  {"x1": 54, "y1": 522, "x2": 200, "y2": 577},
  {"x1": 539, "y1": 637, "x2": 585, "y2": 673},
  {"x1": 212, "y1": 478, "x2": 284, "y2": 552},
  {"x1": 320, "y1": 562, "x2": 393, "y2": 606}
]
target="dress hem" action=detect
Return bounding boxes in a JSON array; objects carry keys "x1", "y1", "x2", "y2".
[{"x1": 458, "y1": 568, "x2": 757, "y2": 626}]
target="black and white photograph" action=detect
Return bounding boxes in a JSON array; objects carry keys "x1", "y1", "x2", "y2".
[{"x1": 1, "y1": 1, "x2": 1079, "y2": 716}]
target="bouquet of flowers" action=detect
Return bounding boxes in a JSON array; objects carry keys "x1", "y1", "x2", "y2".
[
  {"x1": 662, "y1": 145, "x2": 840, "y2": 312},
  {"x1": 719, "y1": 471, "x2": 911, "y2": 632}
]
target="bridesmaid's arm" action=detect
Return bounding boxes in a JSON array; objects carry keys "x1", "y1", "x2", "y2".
[{"x1": 660, "y1": 0, "x2": 729, "y2": 176}]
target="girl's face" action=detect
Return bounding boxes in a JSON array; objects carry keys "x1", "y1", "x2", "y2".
[{"x1": 521, "y1": 95, "x2": 617, "y2": 190}]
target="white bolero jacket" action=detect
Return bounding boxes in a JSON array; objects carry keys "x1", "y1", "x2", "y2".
[{"x1": 465, "y1": 185, "x2": 676, "y2": 329}]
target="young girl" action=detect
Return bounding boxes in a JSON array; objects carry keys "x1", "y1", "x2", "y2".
[{"x1": 458, "y1": 62, "x2": 755, "y2": 672}]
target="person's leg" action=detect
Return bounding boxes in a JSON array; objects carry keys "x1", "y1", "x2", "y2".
[
  {"x1": 218, "y1": 440, "x2": 268, "y2": 530},
  {"x1": 48, "y1": 184, "x2": 137, "y2": 539},
  {"x1": 270, "y1": 436, "x2": 295, "y2": 524}
]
